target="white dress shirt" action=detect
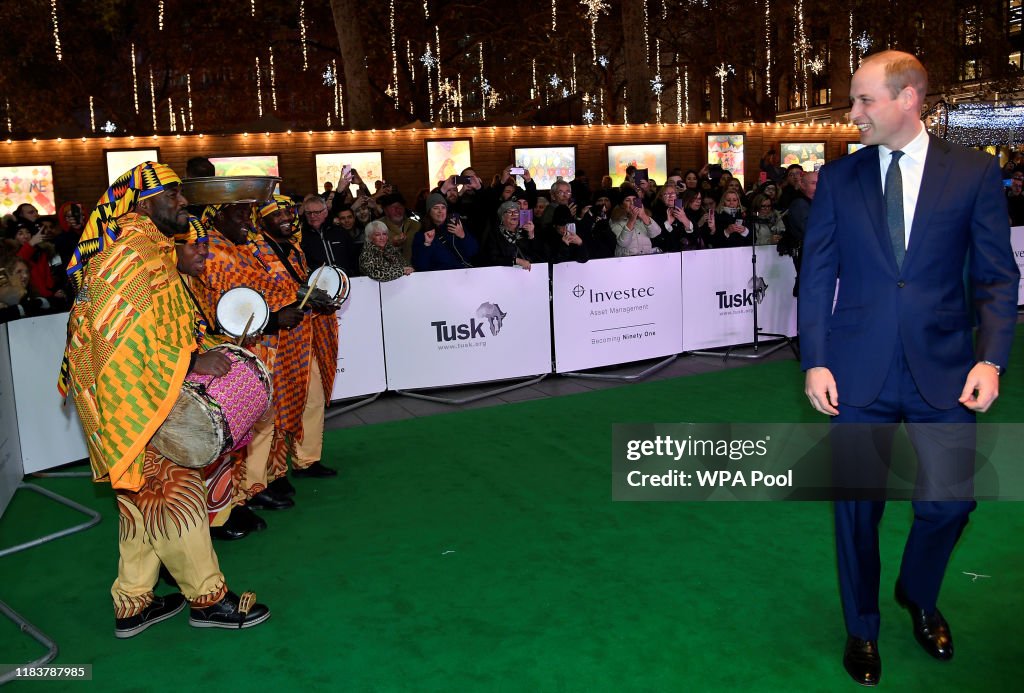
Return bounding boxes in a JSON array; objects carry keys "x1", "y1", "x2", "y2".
[{"x1": 878, "y1": 121, "x2": 929, "y2": 249}]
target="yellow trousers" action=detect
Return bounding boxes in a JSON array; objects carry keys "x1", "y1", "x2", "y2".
[{"x1": 112, "y1": 451, "x2": 227, "y2": 618}]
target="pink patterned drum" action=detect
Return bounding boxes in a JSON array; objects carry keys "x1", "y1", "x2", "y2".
[{"x1": 152, "y1": 344, "x2": 273, "y2": 469}]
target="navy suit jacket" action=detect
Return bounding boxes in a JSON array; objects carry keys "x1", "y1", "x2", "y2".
[{"x1": 798, "y1": 133, "x2": 1020, "y2": 409}]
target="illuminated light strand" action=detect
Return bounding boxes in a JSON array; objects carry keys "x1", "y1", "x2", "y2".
[
  {"x1": 531, "y1": 59, "x2": 537, "y2": 100},
  {"x1": 187, "y1": 73, "x2": 194, "y2": 130},
  {"x1": 580, "y1": 0, "x2": 609, "y2": 64},
  {"x1": 422, "y1": 48, "x2": 435, "y2": 121},
  {"x1": 795, "y1": 0, "x2": 808, "y2": 114},
  {"x1": 848, "y1": 10, "x2": 854, "y2": 76},
  {"x1": 390, "y1": 0, "x2": 399, "y2": 109},
  {"x1": 5, "y1": 100, "x2": 11, "y2": 134},
  {"x1": 642, "y1": 0, "x2": 649, "y2": 63},
  {"x1": 251, "y1": 0, "x2": 256, "y2": 17},
  {"x1": 715, "y1": 64, "x2": 734, "y2": 120},
  {"x1": 51, "y1": 0, "x2": 63, "y2": 61},
  {"x1": 675, "y1": 57, "x2": 682, "y2": 124},
  {"x1": 339, "y1": 82, "x2": 345, "y2": 127},
  {"x1": 168, "y1": 97, "x2": 175, "y2": 132},
  {"x1": 571, "y1": 54, "x2": 577, "y2": 93},
  {"x1": 158, "y1": 1, "x2": 164, "y2": 31},
  {"x1": 684, "y1": 67, "x2": 690, "y2": 123},
  {"x1": 623, "y1": 87, "x2": 628, "y2": 125},
  {"x1": 255, "y1": 56, "x2": 263, "y2": 118},
  {"x1": 149, "y1": 68, "x2": 157, "y2": 131},
  {"x1": 654, "y1": 39, "x2": 661, "y2": 124},
  {"x1": 269, "y1": 48, "x2": 277, "y2": 111},
  {"x1": 131, "y1": 44, "x2": 140, "y2": 114},
  {"x1": 299, "y1": 1, "x2": 308, "y2": 71},
  {"x1": 552, "y1": 3, "x2": 556, "y2": 33},
  {"x1": 89, "y1": 96, "x2": 95, "y2": 132},
  {"x1": 457, "y1": 74, "x2": 463, "y2": 122},
  {"x1": 332, "y1": 60, "x2": 339, "y2": 118},
  {"x1": 423, "y1": 0, "x2": 429, "y2": 21},
  {"x1": 407, "y1": 40, "x2": 415, "y2": 86},
  {"x1": 435, "y1": 26, "x2": 443, "y2": 122},
  {"x1": 180, "y1": 108, "x2": 187, "y2": 134},
  {"x1": 765, "y1": 1, "x2": 772, "y2": 98},
  {"x1": 479, "y1": 44, "x2": 486, "y2": 120}
]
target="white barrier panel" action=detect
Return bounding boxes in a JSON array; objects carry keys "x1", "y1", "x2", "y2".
[
  {"x1": 681, "y1": 247, "x2": 798, "y2": 350},
  {"x1": 380, "y1": 265, "x2": 552, "y2": 390},
  {"x1": 0, "y1": 324, "x2": 24, "y2": 519},
  {"x1": 1012, "y1": 226, "x2": 1024, "y2": 305},
  {"x1": 7, "y1": 313, "x2": 88, "y2": 473},
  {"x1": 551, "y1": 255, "x2": 683, "y2": 372},
  {"x1": 331, "y1": 277, "x2": 387, "y2": 401}
]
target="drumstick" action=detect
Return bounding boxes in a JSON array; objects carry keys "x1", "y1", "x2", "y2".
[
  {"x1": 236, "y1": 312, "x2": 255, "y2": 346},
  {"x1": 298, "y1": 265, "x2": 326, "y2": 310}
]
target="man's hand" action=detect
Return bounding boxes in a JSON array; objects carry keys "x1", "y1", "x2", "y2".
[
  {"x1": 192, "y1": 351, "x2": 232, "y2": 376},
  {"x1": 805, "y1": 366, "x2": 839, "y2": 416},
  {"x1": 959, "y1": 363, "x2": 1000, "y2": 412},
  {"x1": 277, "y1": 305, "x2": 304, "y2": 328}
]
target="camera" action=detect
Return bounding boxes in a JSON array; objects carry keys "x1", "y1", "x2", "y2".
[{"x1": 455, "y1": 175, "x2": 472, "y2": 185}]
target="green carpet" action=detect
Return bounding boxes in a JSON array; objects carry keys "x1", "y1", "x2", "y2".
[{"x1": 1, "y1": 350, "x2": 1022, "y2": 691}]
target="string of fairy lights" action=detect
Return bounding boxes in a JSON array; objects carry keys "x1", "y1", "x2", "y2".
[{"x1": 25, "y1": 1, "x2": 944, "y2": 141}]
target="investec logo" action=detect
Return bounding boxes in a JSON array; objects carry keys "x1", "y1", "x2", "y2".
[
  {"x1": 716, "y1": 276, "x2": 768, "y2": 309},
  {"x1": 572, "y1": 284, "x2": 655, "y2": 301},
  {"x1": 431, "y1": 302, "x2": 507, "y2": 341}
]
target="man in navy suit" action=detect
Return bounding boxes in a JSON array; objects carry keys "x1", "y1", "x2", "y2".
[{"x1": 799, "y1": 51, "x2": 1019, "y2": 686}]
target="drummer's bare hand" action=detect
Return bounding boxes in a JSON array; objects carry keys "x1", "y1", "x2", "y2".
[
  {"x1": 278, "y1": 305, "x2": 304, "y2": 328},
  {"x1": 192, "y1": 351, "x2": 232, "y2": 377}
]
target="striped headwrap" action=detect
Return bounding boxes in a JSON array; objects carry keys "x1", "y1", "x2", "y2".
[
  {"x1": 66, "y1": 162, "x2": 181, "y2": 291},
  {"x1": 173, "y1": 215, "x2": 209, "y2": 245},
  {"x1": 259, "y1": 194, "x2": 302, "y2": 242}
]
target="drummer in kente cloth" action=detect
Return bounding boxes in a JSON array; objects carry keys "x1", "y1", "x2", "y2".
[
  {"x1": 188, "y1": 199, "x2": 303, "y2": 537},
  {"x1": 60, "y1": 162, "x2": 270, "y2": 637},
  {"x1": 255, "y1": 195, "x2": 340, "y2": 491}
]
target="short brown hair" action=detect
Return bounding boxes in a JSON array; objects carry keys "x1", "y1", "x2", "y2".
[{"x1": 861, "y1": 50, "x2": 928, "y2": 99}]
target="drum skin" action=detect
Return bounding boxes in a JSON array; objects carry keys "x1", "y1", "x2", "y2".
[{"x1": 151, "y1": 345, "x2": 273, "y2": 468}]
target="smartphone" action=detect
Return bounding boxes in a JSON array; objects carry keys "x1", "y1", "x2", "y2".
[
  {"x1": 455, "y1": 175, "x2": 472, "y2": 185},
  {"x1": 674, "y1": 198, "x2": 684, "y2": 209},
  {"x1": 758, "y1": 171, "x2": 768, "y2": 184},
  {"x1": 509, "y1": 166, "x2": 525, "y2": 175},
  {"x1": 565, "y1": 223, "x2": 577, "y2": 235},
  {"x1": 634, "y1": 168, "x2": 649, "y2": 185},
  {"x1": 341, "y1": 164, "x2": 352, "y2": 179},
  {"x1": 632, "y1": 197, "x2": 643, "y2": 209},
  {"x1": 518, "y1": 209, "x2": 533, "y2": 226},
  {"x1": 448, "y1": 212, "x2": 461, "y2": 225}
]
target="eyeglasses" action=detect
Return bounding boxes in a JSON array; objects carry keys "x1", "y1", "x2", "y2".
[{"x1": 305, "y1": 208, "x2": 327, "y2": 215}]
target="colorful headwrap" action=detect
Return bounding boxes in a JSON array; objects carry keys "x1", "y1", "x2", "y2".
[
  {"x1": 259, "y1": 194, "x2": 301, "y2": 241},
  {"x1": 201, "y1": 204, "x2": 223, "y2": 225},
  {"x1": 173, "y1": 215, "x2": 209, "y2": 245},
  {"x1": 66, "y1": 162, "x2": 181, "y2": 290}
]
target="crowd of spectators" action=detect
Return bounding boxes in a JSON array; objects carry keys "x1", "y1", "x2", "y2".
[{"x1": 5, "y1": 143, "x2": 1018, "y2": 322}]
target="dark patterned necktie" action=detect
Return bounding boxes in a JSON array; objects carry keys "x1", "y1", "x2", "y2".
[{"x1": 885, "y1": 150, "x2": 905, "y2": 268}]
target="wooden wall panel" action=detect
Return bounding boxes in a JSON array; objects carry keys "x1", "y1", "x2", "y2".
[{"x1": 0, "y1": 123, "x2": 859, "y2": 209}]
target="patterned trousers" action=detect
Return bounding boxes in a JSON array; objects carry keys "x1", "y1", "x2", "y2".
[{"x1": 112, "y1": 450, "x2": 227, "y2": 618}]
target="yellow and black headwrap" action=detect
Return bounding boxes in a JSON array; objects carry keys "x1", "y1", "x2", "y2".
[
  {"x1": 66, "y1": 161, "x2": 181, "y2": 290},
  {"x1": 173, "y1": 215, "x2": 210, "y2": 245},
  {"x1": 258, "y1": 194, "x2": 301, "y2": 241}
]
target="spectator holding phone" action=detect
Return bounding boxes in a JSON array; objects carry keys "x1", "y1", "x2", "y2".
[
  {"x1": 6, "y1": 220, "x2": 66, "y2": 303},
  {"x1": 611, "y1": 189, "x2": 659, "y2": 257},
  {"x1": 649, "y1": 185, "x2": 687, "y2": 253},
  {"x1": 379, "y1": 192, "x2": 421, "y2": 262},
  {"x1": 540, "y1": 179, "x2": 575, "y2": 236},
  {"x1": 0, "y1": 255, "x2": 64, "y2": 322},
  {"x1": 715, "y1": 190, "x2": 751, "y2": 247},
  {"x1": 479, "y1": 200, "x2": 545, "y2": 270},
  {"x1": 545, "y1": 205, "x2": 589, "y2": 264},
  {"x1": 412, "y1": 193, "x2": 479, "y2": 272},
  {"x1": 678, "y1": 190, "x2": 712, "y2": 251},
  {"x1": 748, "y1": 193, "x2": 786, "y2": 246},
  {"x1": 576, "y1": 194, "x2": 617, "y2": 259}
]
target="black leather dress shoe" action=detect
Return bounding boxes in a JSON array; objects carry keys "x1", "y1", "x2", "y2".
[
  {"x1": 268, "y1": 476, "x2": 296, "y2": 498},
  {"x1": 189, "y1": 590, "x2": 271, "y2": 629},
  {"x1": 115, "y1": 593, "x2": 186, "y2": 638},
  {"x1": 210, "y1": 523, "x2": 248, "y2": 541},
  {"x1": 843, "y1": 636, "x2": 881, "y2": 687},
  {"x1": 232, "y1": 504, "x2": 267, "y2": 532},
  {"x1": 895, "y1": 582, "x2": 954, "y2": 660},
  {"x1": 291, "y1": 461, "x2": 337, "y2": 478},
  {"x1": 247, "y1": 489, "x2": 295, "y2": 510}
]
